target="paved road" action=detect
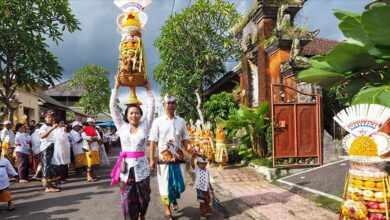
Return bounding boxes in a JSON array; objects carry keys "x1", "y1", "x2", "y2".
[
  {"x1": 0, "y1": 146, "x2": 225, "y2": 220},
  {"x1": 278, "y1": 160, "x2": 350, "y2": 199}
]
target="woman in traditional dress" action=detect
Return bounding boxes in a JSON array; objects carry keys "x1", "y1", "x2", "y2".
[
  {"x1": 39, "y1": 110, "x2": 61, "y2": 192},
  {"x1": 70, "y1": 121, "x2": 86, "y2": 176},
  {"x1": 110, "y1": 74, "x2": 154, "y2": 220},
  {"x1": 14, "y1": 123, "x2": 30, "y2": 183},
  {"x1": 82, "y1": 118, "x2": 101, "y2": 182}
]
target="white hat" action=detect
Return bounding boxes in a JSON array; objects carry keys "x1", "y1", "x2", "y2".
[
  {"x1": 3, "y1": 120, "x2": 11, "y2": 125},
  {"x1": 86, "y1": 117, "x2": 95, "y2": 123},
  {"x1": 196, "y1": 156, "x2": 207, "y2": 163},
  {"x1": 163, "y1": 95, "x2": 177, "y2": 103},
  {"x1": 96, "y1": 126, "x2": 101, "y2": 129},
  {"x1": 72, "y1": 121, "x2": 82, "y2": 128}
]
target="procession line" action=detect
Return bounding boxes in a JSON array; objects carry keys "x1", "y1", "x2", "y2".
[
  {"x1": 278, "y1": 159, "x2": 349, "y2": 181},
  {"x1": 277, "y1": 179, "x2": 343, "y2": 202}
]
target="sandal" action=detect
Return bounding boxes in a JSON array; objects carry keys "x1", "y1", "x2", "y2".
[
  {"x1": 171, "y1": 201, "x2": 179, "y2": 211},
  {"x1": 87, "y1": 178, "x2": 98, "y2": 182},
  {"x1": 7, "y1": 204, "x2": 15, "y2": 211},
  {"x1": 45, "y1": 187, "x2": 60, "y2": 193}
]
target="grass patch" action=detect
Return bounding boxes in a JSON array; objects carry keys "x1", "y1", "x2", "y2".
[{"x1": 250, "y1": 158, "x2": 273, "y2": 168}]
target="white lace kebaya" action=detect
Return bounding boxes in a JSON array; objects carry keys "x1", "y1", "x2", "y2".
[{"x1": 109, "y1": 88, "x2": 155, "y2": 183}]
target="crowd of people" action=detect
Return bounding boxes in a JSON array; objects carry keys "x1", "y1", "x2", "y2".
[
  {"x1": 0, "y1": 74, "x2": 214, "y2": 220},
  {"x1": 0, "y1": 115, "x2": 118, "y2": 209}
]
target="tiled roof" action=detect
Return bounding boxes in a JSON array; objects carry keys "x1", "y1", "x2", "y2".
[
  {"x1": 301, "y1": 37, "x2": 340, "y2": 56},
  {"x1": 44, "y1": 80, "x2": 85, "y2": 97}
]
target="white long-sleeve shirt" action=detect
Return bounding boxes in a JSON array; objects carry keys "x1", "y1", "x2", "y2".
[
  {"x1": 110, "y1": 88, "x2": 155, "y2": 182},
  {"x1": 15, "y1": 132, "x2": 30, "y2": 155},
  {"x1": 0, "y1": 158, "x2": 18, "y2": 190},
  {"x1": 70, "y1": 130, "x2": 84, "y2": 155}
]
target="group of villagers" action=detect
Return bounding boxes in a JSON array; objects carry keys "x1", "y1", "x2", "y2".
[
  {"x1": 111, "y1": 74, "x2": 213, "y2": 220},
  {"x1": 0, "y1": 73, "x2": 215, "y2": 219},
  {"x1": 0, "y1": 112, "x2": 110, "y2": 210}
]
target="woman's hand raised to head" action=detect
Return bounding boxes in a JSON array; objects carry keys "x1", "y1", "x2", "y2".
[{"x1": 114, "y1": 73, "x2": 122, "y2": 90}]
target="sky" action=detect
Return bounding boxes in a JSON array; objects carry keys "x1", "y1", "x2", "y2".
[{"x1": 48, "y1": 0, "x2": 371, "y2": 114}]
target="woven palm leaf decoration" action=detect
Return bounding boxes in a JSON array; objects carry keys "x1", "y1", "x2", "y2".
[{"x1": 334, "y1": 104, "x2": 390, "y2": 163}]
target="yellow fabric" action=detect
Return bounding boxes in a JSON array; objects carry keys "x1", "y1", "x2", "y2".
[
  {"x1": 74, "y1": 153, "x2": 87, "y2": 168},
  {"x1": 161, "y1": 196, "x2": 170, "y2": 206},
  {"x1": 0, "y1": 189, "x2": 12, "y2": 202},
  {"x1": 86, "y1": 150, "x2": 100, "y2": 167}
]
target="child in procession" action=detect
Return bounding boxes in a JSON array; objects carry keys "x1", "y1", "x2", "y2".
[
  {"x1": 0, "y1": 157, "x2": 18, "y2": 211},
  {"x1": 190, "y1": 152, "x2": 213, "y2": 219}
]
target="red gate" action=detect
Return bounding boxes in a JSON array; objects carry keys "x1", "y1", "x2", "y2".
[{"x1": 271, "y1": 84, "x2": 322, "y2": 167}]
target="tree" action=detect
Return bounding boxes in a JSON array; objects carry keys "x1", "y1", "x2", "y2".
[
  {"x1": 0, "y1": 0, "x2": 80, "y2": 122},
  {"x1": 68, "y1": 65, "x2": 111, "y2": 118},
  {"x1": 297, "y1": 3, "x2": 390, "y2": 107},
  {"x1": 204, "y1": 92, "x2": 237, "y2": 131},
  {"x1": 154, "y1": 0, "x2": 240, "y2": 126}
]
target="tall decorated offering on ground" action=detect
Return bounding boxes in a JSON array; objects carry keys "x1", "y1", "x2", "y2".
[
  {"x1": 214, "y1": 121, "x2": 228, "y2": 170},
  {"x1": 336, "y1": 104, "x2": 390, "y2": 220},
  {"x1": 113, "y1": 0, "x2": 151, "y2": 106}
]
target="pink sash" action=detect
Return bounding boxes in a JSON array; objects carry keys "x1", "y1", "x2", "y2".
[{"x1": 111, "y1": 151, "x2": 145, "y2": 185}]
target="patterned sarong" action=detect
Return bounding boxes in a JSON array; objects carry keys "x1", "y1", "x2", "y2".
[
  {"x1": 41, "y1": 144, "x2": 60, "y2": 186},
  {"x1": 120, "y1": 168, "x2": 151, "y2": 220}
]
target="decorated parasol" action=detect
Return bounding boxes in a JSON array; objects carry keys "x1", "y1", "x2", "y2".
[{"x1": 113, "y1": 0, "x2": 152, "y2": 106}]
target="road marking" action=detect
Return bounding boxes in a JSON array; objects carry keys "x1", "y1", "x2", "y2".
[
  {"x1": 277, "y1": 179, "x2": 343, "y2": 202},
  {"x1": 279, "y1": 159, "x2": 349, "y2": 181},
  {"x1": 300, "y1": 176, "x2": 305, "y2": 179}
]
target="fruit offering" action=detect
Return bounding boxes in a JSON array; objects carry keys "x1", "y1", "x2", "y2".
[{"x1": 341, "y1": 193, "x2": 368, "y2": 220}]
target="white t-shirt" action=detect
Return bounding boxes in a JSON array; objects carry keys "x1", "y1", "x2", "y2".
[
  {"x1": 39, "y1": 124, "x2": 55, "y2": 152},
  {"x1": 193, "y1": 167, "x2": 210, "y2": 191},
  {"x1": 0, "y1": 128, "x2": 15, "y2": 148}
]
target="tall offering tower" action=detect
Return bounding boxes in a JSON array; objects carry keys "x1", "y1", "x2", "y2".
[
  {"x1": 336, "y1": 104, "x2": 390, "y2": 220},
  {"x1": 114, "y1": 0, "x2": 152, "y2": 106}
]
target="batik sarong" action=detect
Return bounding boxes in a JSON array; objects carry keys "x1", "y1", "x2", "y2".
[
  {"x1": 120, "y1": 168, "x2": 151, "y2": 220},
  {"x1": 16, "y1": 152, "x2": 29, "y2": 179},
  {"x1": 41, "y1": 144, "x2": 60, "y2": 186}
]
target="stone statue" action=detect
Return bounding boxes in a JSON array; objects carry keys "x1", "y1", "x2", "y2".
[{"x1": 275, "y1": 4, "x2": 290, "y2": 38}]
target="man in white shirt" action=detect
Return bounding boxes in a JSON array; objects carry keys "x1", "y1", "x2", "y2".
[
  {"x1": 149, "y1": 95, "x2": 189, "y2": 219},
  {"x1": 1, "y1": 120, "x2": 15, "y2": 165}
]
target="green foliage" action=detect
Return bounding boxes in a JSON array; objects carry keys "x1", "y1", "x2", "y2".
[
  {"x1": 0, "y1": 0, "x2": 80, "y2": 120},
  {"x1": 204, "y1": 92, "x2": 238, "y2": 129},
  {"x1": 154, "y1": 0, "x2": 240, "y2": 119},
  {"x1": 221, "y1": 102, "x2": 270, "y2": 159},
  {"x1": 68, "y1": 65, "x2": 110, "y2": 118},
  {"x1": 297, "y1": 4, "x2": 390, "y2": 108},
  {"x1": 250, "y1": 157, "x2": 273, "y2": 168}
]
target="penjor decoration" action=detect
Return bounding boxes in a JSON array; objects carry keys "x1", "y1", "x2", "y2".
[
  {"x1": 114, "y1": 0, "x2": 152, "y2": 106},
  {"x1": 336, "y1": 104, "x2": 390, "y2": 220}
]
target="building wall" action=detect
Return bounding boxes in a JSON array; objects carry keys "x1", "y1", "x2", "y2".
[{"x1": 14, "y1": 88, "x2": 40, "y2": 124}]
